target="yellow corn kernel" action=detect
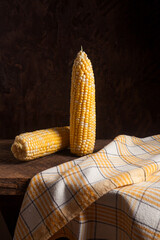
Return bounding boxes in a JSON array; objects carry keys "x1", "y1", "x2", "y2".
[
  {"x1": 70, "y1": 48, "x2": 96, "y2": 156},
  {"x1": 11, "y1": 126, "x2": 70, "y2": 161}
]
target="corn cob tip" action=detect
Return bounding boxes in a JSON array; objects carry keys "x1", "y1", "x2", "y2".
[
  {"x1": 11, "y1": 139, "x2": 26, "y2": 160},
  {"x1": 81, "y1": 45, "x2": 83, "y2": 52}
]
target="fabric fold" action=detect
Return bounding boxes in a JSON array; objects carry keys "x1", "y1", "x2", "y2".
[{"x1": 13, "y1": 134, "x2": 160, "y2": 240}]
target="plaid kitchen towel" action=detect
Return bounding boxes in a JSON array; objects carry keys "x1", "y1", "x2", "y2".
[
  {"x1": 13, "y1": 135, "x2": 160, "y2": 240},
  {"x1": 53, "y1": 170, "x2": 160, "y2": 240}
]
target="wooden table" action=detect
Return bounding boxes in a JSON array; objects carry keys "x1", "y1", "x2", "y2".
[{"x1": 0, "y1": 139, "x2": 111, "y2": 236}]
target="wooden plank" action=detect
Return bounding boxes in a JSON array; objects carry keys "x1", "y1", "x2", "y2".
[{"x1": 0, "y1": 139, "x2": 111, "y2": 195}]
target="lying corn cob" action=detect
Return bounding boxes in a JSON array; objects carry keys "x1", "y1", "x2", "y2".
[
  {"x1": 11, "y1": 126, "x2": 70, "y2": 161},
  {"x1": 70, "y1": 48, "x2": 96, "y2": 156}
]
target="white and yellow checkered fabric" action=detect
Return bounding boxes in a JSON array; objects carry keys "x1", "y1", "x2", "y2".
[{"x1": 14, "y1": 135, "x2": 160, "y2": 240}]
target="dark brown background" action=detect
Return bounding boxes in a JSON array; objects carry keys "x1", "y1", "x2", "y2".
[{"x1": 0, "y1": 0, "x2": 160, "y2": 139}]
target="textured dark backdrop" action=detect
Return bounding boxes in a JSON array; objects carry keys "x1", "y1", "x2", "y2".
[{"x1": 0, "y1": 0, "x2": 160, "y2": 139}]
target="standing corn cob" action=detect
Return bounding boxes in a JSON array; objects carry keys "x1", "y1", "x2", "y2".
[
  {"x1": 11, "y1": 126, "x2": 70, "y2": 161},
  {"x1": 70, "y1": 48, "x2": 96, "y2": 156}
]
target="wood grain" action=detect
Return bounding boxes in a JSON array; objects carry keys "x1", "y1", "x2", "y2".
[
  {"x1": 0, "y1": 0, "x2": 160, "y2": 139},
  {"x1": 0, "y1": 139, "x2": 111, "y2": 195}
]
